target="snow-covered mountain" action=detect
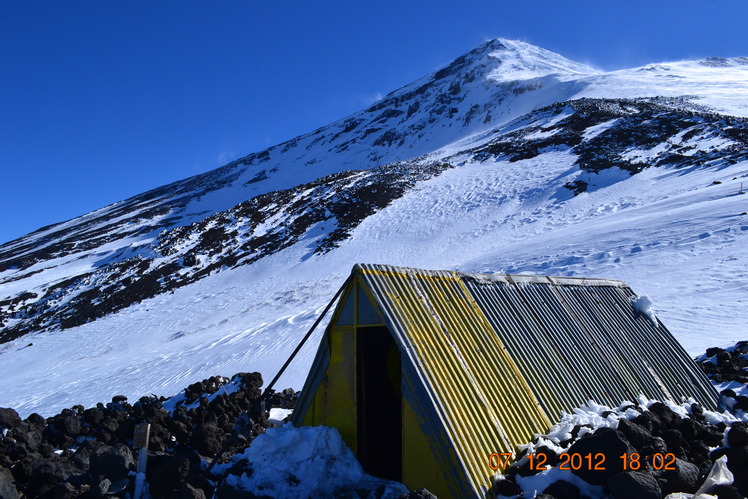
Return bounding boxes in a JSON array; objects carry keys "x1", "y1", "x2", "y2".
[{"x1": 1, "y1": 39, "x2": 748, "y2": 417}]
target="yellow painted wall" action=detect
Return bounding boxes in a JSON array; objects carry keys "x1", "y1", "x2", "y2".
[
  {"x1": 402, "y1": 394, "x2": 471, "y2": 498},
  {"x1": 303, "y1": 325, "x2": 358, "y2": 452}
]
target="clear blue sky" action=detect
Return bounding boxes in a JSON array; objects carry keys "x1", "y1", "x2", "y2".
[{"x1": 1, "y1": 1, "x2": 746, "y2": 245}]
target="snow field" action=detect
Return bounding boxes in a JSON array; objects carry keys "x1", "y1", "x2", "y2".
[
  {"x1": 2, "y1": 40, "x2": 748, "y2": 418},
  {"x1": 2, "y1": 151, "x2": 746, "y2": 417}
]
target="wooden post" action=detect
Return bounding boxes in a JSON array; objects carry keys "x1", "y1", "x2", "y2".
[{"x1": 133, "y1": 422, "x2": 151, "y2": 499}]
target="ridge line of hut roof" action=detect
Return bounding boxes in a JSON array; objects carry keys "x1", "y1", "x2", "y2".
[{"x1": 353, "y1": 263, "x2": 628, "y2": 288}]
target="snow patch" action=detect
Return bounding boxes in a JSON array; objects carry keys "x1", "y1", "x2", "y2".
[
  {"x1": 515, "y1": 466, "x2": 605, "y2": 498},
  {"x1": 519, "y1": 395, "x2": 747, "y2": 463},
  {"x1": 213, "y1": 425, "x2": 408, "y2": 499},
  {"x1": 714, "y1": 380, "x2": 748, "y2": 398},
  {"x1": 582, "y1": 118, "x2": 619, "y2": 141},
  {"x1": 631, "y1": 294, "x2": 658, "y2": 326},
  {"x1": 268, "y1": 407, "x2": 293, "y2": 426}
]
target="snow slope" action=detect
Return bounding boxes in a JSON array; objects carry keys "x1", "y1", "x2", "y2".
[{"x1": 1, "y1": 39, "x2": 747, "y2": 417}]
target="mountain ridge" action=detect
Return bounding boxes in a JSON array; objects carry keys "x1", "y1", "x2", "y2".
[
  {"x1": 3, "y1": 38, "x2": 746, "y2": 253},
  {"x1": 1, "y1": 39, "x2": 747, "y2": 416}
]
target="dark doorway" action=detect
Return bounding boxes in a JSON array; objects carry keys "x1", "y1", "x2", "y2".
[{"x1": 357, "y1": 326, "x2": 402, "y2": 481}]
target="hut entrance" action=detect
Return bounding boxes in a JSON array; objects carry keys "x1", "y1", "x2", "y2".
[{"x1": 357, "y1": 324, "x2": 402, "y2": 481}]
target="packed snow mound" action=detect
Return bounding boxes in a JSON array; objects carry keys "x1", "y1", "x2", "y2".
[
  {"x1": 214, "y1": 425, "x2": 408, "y2": 499},
  {"x1": 631, "y1": 294, "x2": 658, "y2": 326}
]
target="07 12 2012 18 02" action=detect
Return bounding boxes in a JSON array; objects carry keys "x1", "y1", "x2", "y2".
[{"x1": 488, "y1": 451, "x2": 677, "y2": 472}]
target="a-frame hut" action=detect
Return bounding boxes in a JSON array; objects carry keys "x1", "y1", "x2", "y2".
[{"x1": 292, "y1": 264, "x2": 718, "y2": 498}]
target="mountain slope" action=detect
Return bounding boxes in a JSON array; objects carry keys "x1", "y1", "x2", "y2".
[{"x1": 1, "y1": 39, "x2": 747, "y2": 417}]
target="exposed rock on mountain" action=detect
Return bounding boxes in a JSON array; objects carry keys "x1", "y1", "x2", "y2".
[{"x1": 1, "y1": 38, "x2": 747, "y2": 417}]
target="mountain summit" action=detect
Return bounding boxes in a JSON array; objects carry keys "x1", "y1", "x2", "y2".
[
  {"x1": 1, "y1": 39, "x2": 747, "y2": 416},
  {"x1": 468, "y1": 38, "x2": 598, "y2": 81}
]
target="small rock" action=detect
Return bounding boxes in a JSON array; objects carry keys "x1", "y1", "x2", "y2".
[
  {"x1": 676, "y1": 417, "x2": 699, "y2": 441},
  {"x1": 534, "y1": 445, "x2": 559, "y2": 467},
  {"x1": 91, "y1": 478, "x2": 111, "y2": 498},
  {"x1": 190, "y1": 422, "x2": 223, "y2": 456},
  {"x1": 0, "y1": 408, "x2": 21, "y2": 430},
  {"x1": 57, "y1": 414, "x2": 81, "y2": 436},
  {"x1": 713, "y1": 484, "x2": 744, "y2": 499},
  {"x1": 734, "y1": 395, "x2": 748, "y2": 412},
  {"x1": 179, "y1": 483, "x2": 208, "y2": 499},
  {"x1": 268, "y1": 388, "x2": 298, "y2": 409},
  {"x1": 706, "y1": 347, "x2": 728, "y2": 357},
  {"x1": 492, "y1": 478, "x2": 521, "y2": 497},
  {"x1": 83, "y1": 407, "x2": 104, "y2": 426},
  {"x1": 567, "y1": 428, "x2": 636, "y2": 485},
  {"x1": 661, "y1": 428, "x2": 686, "y2": 453},
  {"x1": 53, "y1": 481, "x2": 78, "y2": 499},
  {"x1": 690, "y1": 440, "x2": 711, "y2": 464},
  {"x1": 25, "y1": 413, "x2": 46, "y2": 427},
  {"x1": 648, "y1": 402, "x2": 680, "y2": 428},
  {"x1": 0, "y1": 466, "x2": 21, "y2": 499},
  {"x1": 641, "y1": 436, "x2": 668, "y2": 457},
  {"x1": 11, "y1": 426, "x2": 43, "y2": 451},
  {"x1": 38, "y1": 442, "x2": 56, "y2": 458},
  {"x1": 396, "y1": 488, "x2": 437, "y2": 499},
  {"x1": 724, "y1": 446, "x2": 748, "y2": 495},
  {"x1": 727, "y1": 422, "x2": 748, "y2": 448},
  {"x1": 543, "y1": 479, "x2": 580, "y2": 499},
  {"x1": 98, "y1": 416, "x2": 119, "y2": 433},
  {"x1": 632, "y1": 411, "x2": 664, "y2": 435},
  {"x1": 168, "y1": 419, "x2": 191, "y2": 444},
  {"x1": 662, "y1": 458, "x2": 700, "y2": 493},
  {"x1": 90, "y1": 443, "x2": 134, "y2": 481},
  {"x1": 607, "y1": 471, "x2": 661, "y2": 499},
  {"x1": 721, "y1": 389, "x2": 738, "y2": 399},
  {"x1": 617, "y1": 418, "x2": 652, "y2": 451},
  {"x1": 716, "y1": 350, "x2": 733, "y2": 363},
  {"x1": 698, "y1": 425, "x2": 726, "y2": 447},
  {"x1": 690, "y1": 403, "x2": 705, "y2": 420},
  {"x1": 27, "y1": 459, "x2": 70, "y2": 496},
  {"x1": 149, "y1": 452, "x2": 201, "y2": 495}
]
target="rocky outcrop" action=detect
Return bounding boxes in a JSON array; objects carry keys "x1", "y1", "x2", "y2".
[
  {"x1": 697, "y1": 341, "x2": 748, "y2": 385},
  {"x1": 0, "y1": 372, "x2": 294, "y2": 498},
  {"x1": 491, "y1": 342, "x2": 748, "y2": 498},
  {"x1": 0, "y1": 159, "x2": 452, "y2": 343}
]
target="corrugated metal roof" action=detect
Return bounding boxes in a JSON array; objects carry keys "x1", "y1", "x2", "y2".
[
  {"x1": 355, "y1": 264, "x2": 718, "y2": 495},
  {"x1": 462, "y1": 274, "x2": 719, "y2": 416},
  {"x1": 356, "y1": 264, "x2": 551, "y2": 496}
]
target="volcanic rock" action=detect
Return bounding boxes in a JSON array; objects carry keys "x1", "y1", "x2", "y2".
[{"x1": 607, "y1": 471, "x2": 661, "y2": 499}]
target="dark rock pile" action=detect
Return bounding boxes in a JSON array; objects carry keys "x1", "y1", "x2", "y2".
[
  {"x1": 697, "y1": 342, "x2": 748, "y2": 415},
  {"x1": 467, "y1": 97, "x2": 748, "y2": 196},
  {"x1": 267, "y1": 387, "x2": 298, "y2": 411},
  {"x1": 494, "y1": 401, "x2": 745, "y2": 498},
  {"x1": 0, "y1": 372, "x2": 298, "y2": 498},
  {"x1": 2, "y1": 343, "x2": 747, "y2": 498},
  {"x1": 0, "y1": 159, "x2": 453, "y2": 343},
  {"x1": 490, "y1": 343, "x2": 748, "y2": 498},
  {"x1": 698, "y1": 342, "x2": 748, "y2": 385}
]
